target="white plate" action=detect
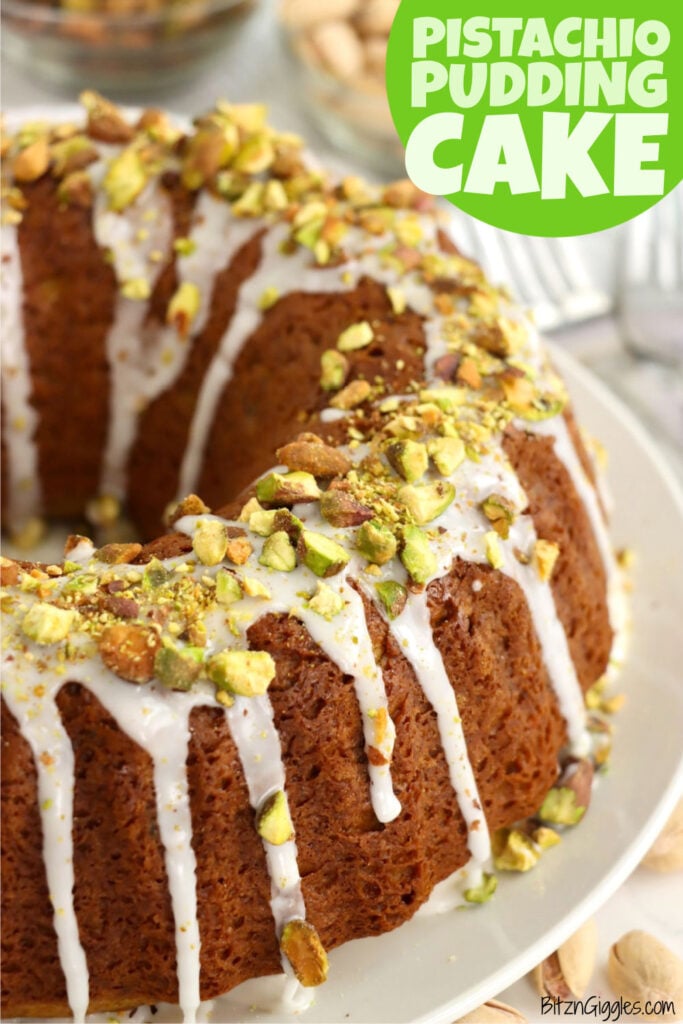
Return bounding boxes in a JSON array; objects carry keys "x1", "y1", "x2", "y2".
[{"x1": 146, "y1": 348, "x2": 682, "y2": 1024}]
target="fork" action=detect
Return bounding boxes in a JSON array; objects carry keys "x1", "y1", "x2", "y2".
[
  {"x1": 619, "y1": 186, "x2": 683, "y2": 365},
  {"x1": 450, "y1": 215, "x2": 612, "y2": 331}
]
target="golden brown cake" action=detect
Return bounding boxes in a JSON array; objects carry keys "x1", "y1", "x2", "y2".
[{"x1": 0, "y1": 94, "x2": 625, "y2": 1021}]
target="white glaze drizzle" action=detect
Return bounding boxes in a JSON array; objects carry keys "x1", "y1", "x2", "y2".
[
  {"x1": 391, "y1": 592, "x2": 490, "y2": 862},
  {"x1": 83, "y1": 678, "x2": 204, "y2": 1024},
  {"x1": 2, "y1": 673, "x2": 90, "y2": 1022},
  {"x1": 522, "y1": 414, "x2": 629, "y2": 667},
  {"x1": 94, "y1": 180, "x2": 174, "y2": 500},
  {"x1": 220, "y1": 696, "x2": 306, "y2": 950},
  {"x1": 0, "y1": 223, "x2": 42, "y2": 528}
]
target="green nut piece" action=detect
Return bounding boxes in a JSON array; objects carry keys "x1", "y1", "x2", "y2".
[
  {"x1": 386, "y1": 440, "x2": 429, "y2": 483},
  {"x1": 256, "y1": 790, "x2": 294, "y2": 846},
  {"x1": 464, "y1": 872, "x2": 498, "y2": 904},
  {"x1": 532, "y1": 826, "x2": 562, "y2": 850},
  {"x1": 398, "y1": 481, "x2": 455, "y2": 525},
  {"x1": 401, "y1": 526, "x2": 437, "y2": 585},
  {"x1": 22, "y1": 602, "x2": 74, "y2": 644},
  {"x1": 481, "y1": 494, "x2": 516, "y2": 540},
  {"x1": 297, "y1": 530, "x2": 350, "y2": 578},
  {"x1": 485, "y1": 530, "x2": 504, "y2": 570},
  {"x1": 256, "y1": 471, "x2": 321, "y2": 507},
  {"x1": 539, "y1": 786, "x2": 586, "y2": 826},
  {"x1": 215, "y1": 568, "x2": 242, "y2": 605},
  {"x1": 249, "y1": 509, "x2": 278, "y2": 537},
  {"x1": 62, "y1": 573, "x2": 98, "y2": 596},
  {"x1": 320, "y1": 490, "x2": 373, "y2": 528},
  {"x1": 375, "y1": 580, "x2": 408, "y2": 619},
  {"x1": 492, "y1": 828, "x2": 540, "y2": 872},
  {"x1": 320, "y1": 349, "x2": 349, "y2": 391},
  {"x1": 308, "y1": 581, "x2": 345, "y2": 620},
  {"x1": 427, "y1": 435, "x2": 466, "y2": 477},
  {"x1": 259, "y1": 531, "x2": 296, "y2": 572},
  {"x1": 418, "y1": 386, "x2": 467, "y2": 412},
  {"x1": 280, "y1": 919, "x2": 329, "y2": 988},
  {"x1": 154, "y1": 644, "x2": 201, "y2": 692},
  {"x1": 142, "y1": 558, "x2": 171, "y2": 590},
  {"x1": 207, "y1": 649, "x2": 276, "y2": 697},
  {"x1": 273, "y1": 509, "x2": 304, "y2": 541},
  {"x1": 337, "y1": 320, "x2": 374, "y2": 352},
  {"x1": 192, "y1": 519, "x2": 228, "y2": 566},
  {"x1": 103, "y1": 147, "x2": 147, "y2": 212},
  {"x1": 356, "y1": 519, "x2": 398, "y2": 566},
  {"x1": 167, "y1": 282, "x2": 200, "y2": 339}
]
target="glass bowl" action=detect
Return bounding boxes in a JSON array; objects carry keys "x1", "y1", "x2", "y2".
[
  {"x1": 1, "y1": 0, "x2": 257, "y2": 94},
  {"x1": 280, "y1": 20, "x2": 404, "y2": 177}
]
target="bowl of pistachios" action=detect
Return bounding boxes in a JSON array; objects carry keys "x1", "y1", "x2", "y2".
[
  {"x1": 279, "y1": 0, "x2": 403, "y2": 174},
  {"x1": 1, "y1": 0, "x2": 257, "y2": 93}
]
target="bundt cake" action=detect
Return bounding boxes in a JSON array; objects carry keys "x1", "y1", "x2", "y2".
[{"x1": 1, "y1": 95, "x2": 627, "y2": 1022}]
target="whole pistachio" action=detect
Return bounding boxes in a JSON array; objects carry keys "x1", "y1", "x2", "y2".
[
  {"x1": 641, "y1": 799, "x2": 683, "y2": 873},
  {"x1": 456, "y1": 999, "x2": 528, "y2": 1023},
  {"x1": 532, "y1": 918, "x2": 597, "y2": 998},
  {"x1": 608, "y1": 930, "x2": 683, "y2": 1021}
]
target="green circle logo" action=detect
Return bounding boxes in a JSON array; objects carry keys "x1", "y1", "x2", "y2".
[{"x1": 386, "y1": 2, "x2": 683, "y2": 235}]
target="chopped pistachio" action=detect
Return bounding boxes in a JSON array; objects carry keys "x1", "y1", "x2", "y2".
[
  {"x1": 13, "y1": 137, "x2": 50, "y2": 182},
  {"x1": 154, "y1": 644, "x2": 201, "y2": 692},
  {"x1": 297, "y1": 530, "x2": 350, "y2": 578},
  {"x1": 259, "y1": 531, "x2": 296, "y2": 572},
  {"x1": 207, "y1": 649, "x2": 276, "y2": 697},
  {"x1": 249, "y1": 509, "x2": 278, "y2": 537},
  {"x1": 386, "y1": 440, "x2": 429, "y2": 483},
  {"x1": 481, "y1": 494, "x2": 516, "y2": 540},
  {"x1": 256, "y1": 790, "x2": 294, "y2": 845},
  {"x1": 337, "y1": 321, "x2": 374, "y2": 352},
  {"x1": 329, "y1": 379, "x2": 372, "y2": 410},
  {"x1": 356, "y1": 519, "x2": 398, "y2": 566},
  {"x1": 174, "y1": 237, "x2": 197, "y2": 257},
  {"x1": 427, "y1": 436, "x2": 465, "y2": 476},
  {"x1": 280, "y1": 920, "x2": 329, "y2": 988},
  {"x1": 320, "y1": 490, "x2": 373, "y2": 528},
  {"x1": 121, "y1": 278, "x2": 151, "y2": 301},
  {"x1": 485, "y1": 530, "x2": 504, "y2": 570},
  {"x1": 256, "y1": 471, "x2": 321, "y2": 507},
  {"x1": 398, "y1": 481, "x2": 455, "y2": 525},
  {"x1": 192, "y1": 519, "x2": 228, "y2": 566},
  {"x1": 22, "y1": 602, "x2": 74, "y2": 644},
  {"x1": 320, "y1": 349, "x2": 349, "y2": 391},
  {"x1": 464, "y1": 872, "x2": 498, "y2": 904},
  {"x1": 387, "y1": 285, "x2": 407, "y2": 315},
  {"x1": 242, "y1": 576, "x2": 271, "y2": 599},
  {"x1": 225, "y1": 535, "x2": 253, "y2": 566},
  {"x1": 532, "y1": 539, "x2": 560, "y2": 582},
  {"x1": 375, "y1": 580, "x2": 408, "y2": 619},
  {"x1": 143, "y1": 558, "x2": 171, "y2": 589},
  {"x1": 401, "y1": 525, "x2": 437, "y2": 584},
  {"x1": 493, "y1": 828, "x2": 540, "y2": 872},
  {"x1": 308, "y1": 581, "x2": 345, "y2": 620},
  {"x1": 233, "y1": 135, "x2": 275, "y2": 174},
  {"x1": 103, "y1": 147, "x2": 147, "y2": 212},
  {"x1": 419, "y1": 386, "x2": 467, "y2": 412},
  {"x1": 539, "y1": 787, "x2": 586, "y2": 826},
  {"x1": 215, "y1": 569, "x2": 242, "y2": 605},
  {"x1": 533, "y1": 826, "x2": 561, "y2": 850},
  {"x1": 167, "y1": 282, "x2": 200, "y2": 339},
  {"x1": 258, "y1": 286, "x2": 280, "y2": 311},
  {"x1": 238, "y1": 496, "x2": 263, "y2": 522}
]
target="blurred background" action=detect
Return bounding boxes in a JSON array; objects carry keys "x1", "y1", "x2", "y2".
[{"x1": 2, "y1": 0, "x2": 682, "y2": 1018}]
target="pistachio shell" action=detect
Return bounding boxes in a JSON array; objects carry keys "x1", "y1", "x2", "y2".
[
  {"x1": 608, "y1": 931, "x2": 683, "y2": 1020},
  {"x1": 641, "y1": 800, "x2": 683, "y2": 872},
  {"x1": 456, "y1": 999, "x2": 528, "y2": 1023},
  {"x1": 532, "y1": 919, "x2": 597, "y2": 999}
]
